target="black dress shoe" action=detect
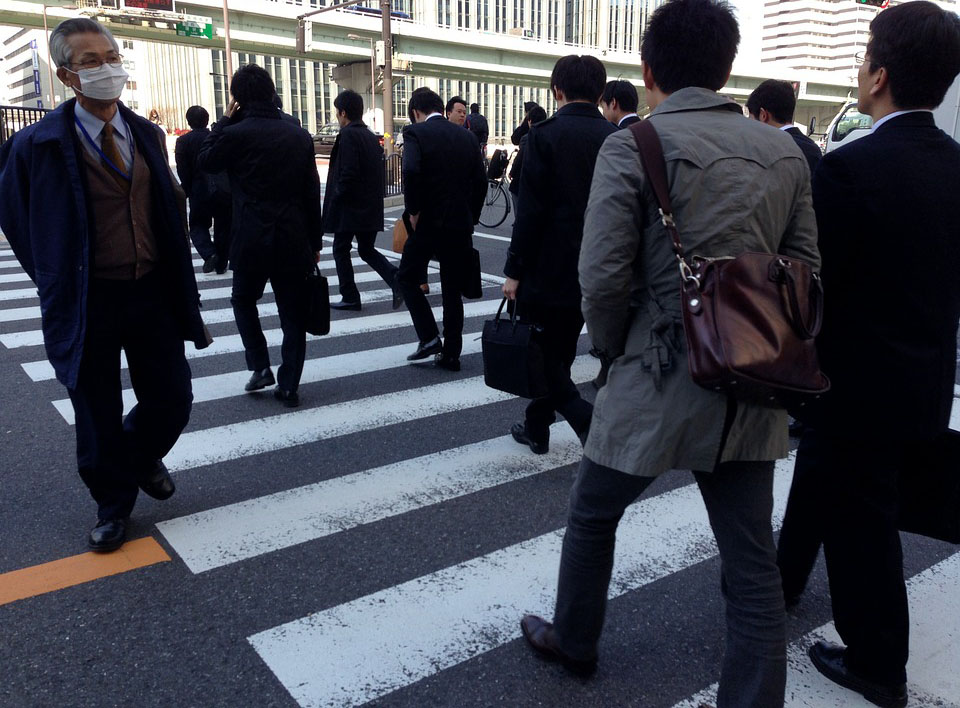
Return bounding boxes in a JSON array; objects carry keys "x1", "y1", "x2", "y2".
[
  {"x1": 331, "y1": 299, "x2": 362, "y2": 311},
  {"x1": 788, "y1": 417, "x2": 806, "y2": 438},
  {"x1": 520, "y1": 615, "x2": 597, "y2": 677},
  {"x1": 88, "y1": 518, "x2": 128, "y2": 552},
  {"x1": 407, "y1": 337, "x2": 443, "y2": 361},
  {"x1": 245, "y1": 368, "x2": 275, "y2": 391},
  {"x1": 215, "y1": 259, "x2": 227, "y2": 275},
  {"x1": 274, "y1": 387, "x2": 300, "y2": 408},
  {"x1": 809, "y1": 641, "x2": 907, "y2": 708},
  {"x1": 139, "y1": 459, "x2": 176, "y2": 500},
  {"x1": 511, "y1": 421, "x2": 549, "y2": 455},
  {"x1": 434, "y1": 354, "x2": 461, "y2": 371},
  {"x1": 392, "y1": 286, "x2": 404, "y2": 311},
  {"x1": 202, "y1": 256, "x2": 217, "y2": 274}
]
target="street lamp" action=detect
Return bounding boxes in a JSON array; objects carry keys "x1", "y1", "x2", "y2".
[
  {"x1": 222, "y1": 0, "x2": 233, "y2": 106},
  {"x1": 346, "y1": 33, "x2": 376, "y2": 132}
]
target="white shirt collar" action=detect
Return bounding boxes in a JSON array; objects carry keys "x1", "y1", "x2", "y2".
[
  {"x1": 778, "y1": 124, "x2": 796, "y2": 132},
  {"x1": 75, "y1": 101, "x2": 128, "y2": 142},
  {"x1": 424, "y1": 112, "x2": 443, "y2": 122},
  {"x1": 871, "y1": 109, "x2": 933, "y2": 133},
  {"x1": 617, "y1": 113, "x2": 639, "y2": 126}
]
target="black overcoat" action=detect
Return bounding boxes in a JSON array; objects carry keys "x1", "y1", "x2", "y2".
[{"x1": 321, "y1": 120, "x2": 384, "y2": 234}]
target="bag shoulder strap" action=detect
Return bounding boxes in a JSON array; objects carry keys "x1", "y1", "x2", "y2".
[{"x1": 629, "y1": 120, "x2": 685, "y2": 260}]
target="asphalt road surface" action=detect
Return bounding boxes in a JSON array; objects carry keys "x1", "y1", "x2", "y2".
[{"x1": 1, "y1": 205, "x2": 958, "y2": 708}]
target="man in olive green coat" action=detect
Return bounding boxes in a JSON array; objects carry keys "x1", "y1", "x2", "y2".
[{"x1": 519, "y1": 2, "x2": 819, "y2": 706}]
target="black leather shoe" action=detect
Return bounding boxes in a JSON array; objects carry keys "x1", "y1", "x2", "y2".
[
  {"x1": 245, "y1": 368, "x2": 275, "y2": 392},
  {"x1": 392, "y1": 286, "x2": 404, "y2": 311},
  {"x1": 88, "y1": 518, "x2": 128, "y2": 552},
  {"x1": 215, "y1": 259, "x2": 227, "y2": 275},
  {"x1": 331, "y1": 299, "x2": 362, "y2": 311},
  {"x1": 809, "y1": 641, "x2": 907, "y2": 708},
  {"x1": 520, "y1": 615, "x2": 597, "y2": 677},
  {"x1": 274, "y1": 387, "x2": 300, "y2": 408},
  {"x1": 407, "y1": 337, "x2": 443, "y2": 361},
  {"x1": 434, "y1": 354, "x2": 461, "y2": 372},
  {"x1": 788, "y1": 417, "x2": 806, "y2": 438},
  {"x1": 139, "y1": 459, "x2": 175, "y2": 500},
  {"x1": 202, "y1": 256, "x2": 217, "y2": 274},
  {"x1": 511, "y1": 421, "x2": 548, "y2": 455}
]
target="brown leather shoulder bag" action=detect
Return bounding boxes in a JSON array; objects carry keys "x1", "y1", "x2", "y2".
[{"x1": 629, "y1": 119, "x2": 830, "y2": 408}]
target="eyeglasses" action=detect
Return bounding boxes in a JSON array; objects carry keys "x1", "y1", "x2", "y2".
[
  {"x1": 69, "y1": 54, "x2": 124, "y2": 71},
  {"x1": 854, "y1": 51, "x2": 877, "y2": 66}
]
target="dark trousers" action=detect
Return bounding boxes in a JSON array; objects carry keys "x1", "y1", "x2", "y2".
[
  {"x1": 67, "y1": 274, "x2": 193, "y2": 521},
  {"x1": 776, "y1": 428, "x2": 827, "y2": 600},
  {"x1": 519, "y1": 302, "x2": 592, "y2": 440},
  {"x1": 231, "y1": 268, "x2": 308, "y2": 392},
  {"x1": 553, "y1": 456, "x2": 785, "y2": 708},
  {"x1": 332, "y1": 230, "x2": 398, "y2": 303},
  {"x1": 814, "y1": 431, "x2": 910, "y2": 685},
  {"x1": 189, "y1": 196, "x2": 232, "y2": 265},
  {"x1": 397, "y1": 228, "x2": 465, "y2": 359}
]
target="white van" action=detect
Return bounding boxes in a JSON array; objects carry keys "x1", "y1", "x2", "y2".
[{"x1": 825, "y1": 74, "x2": 960, "y2": 152}]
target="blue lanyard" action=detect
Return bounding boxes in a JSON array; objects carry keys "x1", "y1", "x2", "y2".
[{"x1": 74, "y1": 115, "x2": 134, "y2": 182}]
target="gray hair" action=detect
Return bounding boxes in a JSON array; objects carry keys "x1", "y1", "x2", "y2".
[{"x1": 49, "y1": 18, "x2": 119, "y2": 68}]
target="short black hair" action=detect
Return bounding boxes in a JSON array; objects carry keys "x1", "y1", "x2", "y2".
[
  {"x1": 523, "y1": 101, "x2": 539, "y2": 113},
  {"x1": 445, "y1": 95, "x2": 467, "y2": 114},
  {"x1": 470, "y1": 103, "x2": 480, "y2": 112},
  {"x1": 601, "y1": 80, "x2": 639, "y2": 113},
  {"x1": 528, "y1": 105, "x2": 547, "y2": 124},
  {"x1": 550, "y1": 55, "x2": 606, "y2": 103},
  {"x1": 745, "y1": 79, "x2": 796, "y2": 124},
  {"x1": 185, "y1": 105, "x2": 209, "y2": 130},
  {"x1": 867, "y1": 0, "x2": 960, "y2": 110},
  {"x1": 641, "y1": 0, "x2": 739, "y2": 94},
  {"x1": 408, "y1": 87, "x2": 444, "y2": 122},
  {"x1": 230, "y1": 64, "x2": 276, "y2": 106},
  {"x1": 334, "y1": 89, "x2": 364, "y2": 121}
]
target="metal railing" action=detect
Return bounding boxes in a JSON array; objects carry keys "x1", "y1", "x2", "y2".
[
  {"x1": 383, "y1": 152, "x2": 402, "y2": 197},
  {"x1": 0, "y1": 105, "x2": 50, "y2": 145}
]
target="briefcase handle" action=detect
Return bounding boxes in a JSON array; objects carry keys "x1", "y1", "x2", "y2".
[{"x1": 492, "y1": 297, "x2": 520, "y2": 331}]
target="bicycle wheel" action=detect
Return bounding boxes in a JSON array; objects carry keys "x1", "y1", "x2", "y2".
[{"x1": 478, "y1": 179, "x2": 509, "y2": 228}]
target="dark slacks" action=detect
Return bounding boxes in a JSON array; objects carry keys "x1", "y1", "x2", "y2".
[
  {"x1": 397, "y1": 227, "x2": 466, "y2": 359},
  {"x1": 332, "y1": 230, "x2": 398, "y2": 303},
  {"x1": 519, "y1": 302, "x2": 592, "y2": 440},
  {"x1": 188, "y1": 196, "x2": 232, "y2": 265},
  {"x1": 67, "y1": 273, "x2": 193, "y2": 521},
  {"x1": 231, "y1": 268, "x2": 308, "y2": 392},
  {"x1": 553, "y1": 456, "x2": 786, "y2": 708},
  {"x1": 815, "y1": 431, "x2": 910, "y2": 685}
]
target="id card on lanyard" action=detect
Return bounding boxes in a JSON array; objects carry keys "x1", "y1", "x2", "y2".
[{"x1": 74, "y1": 115, "x2": 135, "y2": 182}]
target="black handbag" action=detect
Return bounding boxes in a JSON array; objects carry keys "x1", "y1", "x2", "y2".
[
  {"x1": 304, "y1": 264, "x2": 330, "y2": 336},
  {"x1": 461, "y1": 247, "x2": 483, "y2": 300},
  {"x1": 899, "y1": 429, "x2": 960, "y2": 544},
  {"x1": 481, "y1": 298, "x2": 548, "y2": 399}
]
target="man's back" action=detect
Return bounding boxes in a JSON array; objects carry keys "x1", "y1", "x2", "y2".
[
  {"x1": 322, "y1": 121, "x2": 383, "y2": 234},
  {"x1": 812, "y1": 112, "x2": 960, "y2": 438},
  {"x1": 175, "y1": 127, "x2": 210, "y2": 198},
  {"x1": 468, "y1": 111, "x2": 488, "y2": 145},
  {"x1": 784, "y1": 126, "x2": 822, "y2": 176}
]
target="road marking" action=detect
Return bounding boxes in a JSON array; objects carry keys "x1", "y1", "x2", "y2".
[
  {"x1": 0, "y1": 259, "x2": 27, "y2": 269},
  {"x1": 163, "y1": 356, "x2": 595, "y2": 472},
  {"x1": 158, "y1": 426, "x2": 584, "y2": 573},
  {"x1": 0, "y1": 537, "x2": 170, "y2": 607},
  {"x1": 18, "y1": 298, "x2": 505, "y2": 380},
  {"x1": 474, "y1": 231, "x2": 512, "y2": 243},
  {"x1": 675, "y1": 551, "x2": 960, "y2": 708},
  {"x1": 248, "y1": 457, "x2": 794, "y2": 708},
  {"x1": 0, "y1": 286, "x2": 38, "y2": 303},
  {"x1": 0, "y1": 271, "x2": 30, "y2": 284}
]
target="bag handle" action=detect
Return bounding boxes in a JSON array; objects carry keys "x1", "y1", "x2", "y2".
[{"x1": 775, "y1": 262, "x2": 824, "y2": 339}]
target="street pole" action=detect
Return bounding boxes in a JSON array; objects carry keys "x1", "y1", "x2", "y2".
[
  {"x1": 42, "y1": 5, "x2": 57, "y2": 109},
  {"x1": 222, "y1": 0, "x2": 234, "y2": 105},
  {"x1": 379, "y1": 0, "x2": 394, "y2": 153}
]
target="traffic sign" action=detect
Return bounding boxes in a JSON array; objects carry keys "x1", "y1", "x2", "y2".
[{"x1": 176, "y1": 21, "x2": 213, "y2": 39}]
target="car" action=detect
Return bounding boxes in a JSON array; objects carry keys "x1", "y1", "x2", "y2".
[{"x1": 312, "y1": 122, "x2": 387, "y2": 156}]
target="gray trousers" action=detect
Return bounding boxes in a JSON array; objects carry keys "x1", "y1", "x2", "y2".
[{"x1": 553, "y1": 456, "x2": 786, "y2": 708}]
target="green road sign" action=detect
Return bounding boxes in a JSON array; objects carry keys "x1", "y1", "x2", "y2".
[{"x1": 176, "y1": 22, "x2": 213, "y2": 39}]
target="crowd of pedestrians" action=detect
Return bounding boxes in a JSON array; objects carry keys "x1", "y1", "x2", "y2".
[{"x1": 1, "y1": 1, "x2": 959, "y2": 707}]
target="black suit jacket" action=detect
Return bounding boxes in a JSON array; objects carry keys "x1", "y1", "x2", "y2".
[
  {"x1": 198, "y1": 101, "x2": 323, "y2": 273},
  {"x1": 322, "y1": 121, "x2": 384, "y2": 234},
  {"x1": 806, "y1": 112, "x2": 960, "y2": 440},
  {"x1": 174, "y1": 126, "x2": 209, "y2": 199},
  {"x1": 504, "y1": 102, "x2": 617, "y2": 308},
  {"x1": 402, "y1": 115, "x2": 486, "y2": 236},
  {"x1": 785, "y1": 126, "x2": 822, "y2": 177}
]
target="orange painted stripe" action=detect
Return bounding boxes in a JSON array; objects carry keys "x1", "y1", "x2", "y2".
[{"x1": 0, "y1": 537, "x2": 171, "y2": 606}]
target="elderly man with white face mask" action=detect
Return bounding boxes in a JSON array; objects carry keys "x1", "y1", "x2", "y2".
[{"x1": 0, "y1": 18, "x2": 210, "y2": 553}]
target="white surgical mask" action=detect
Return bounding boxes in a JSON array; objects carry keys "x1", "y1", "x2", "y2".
[{"x1": 68, "y1": 63, "x2": 129, "y2": 101}]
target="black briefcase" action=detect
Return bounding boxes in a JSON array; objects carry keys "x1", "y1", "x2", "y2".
[
  {"x1": 461, "y1": 248, "x2": 483, "y2": 300},
  {"x1": 304, "y1": 264, "x2": 330, "y2": 336},
  {"x1": 481, "y1": 298, "x2": 548, "y2": 398},
  {"x1": 899, "y1": 429, "x2": 960, "y2": 544}
]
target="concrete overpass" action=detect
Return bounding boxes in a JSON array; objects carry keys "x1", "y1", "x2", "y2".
[{"x1": 2, "y1": 0, "x2": 857, "y2": 110}]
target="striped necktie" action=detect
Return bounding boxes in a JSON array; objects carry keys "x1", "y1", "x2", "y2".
[{"x1": 100, "y1": 123, "x2": 129, "y2": 188}]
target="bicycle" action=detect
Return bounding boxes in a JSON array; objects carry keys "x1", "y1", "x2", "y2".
[{"x1": 478, "y1": 149, "x2": 516, "y2": 229}]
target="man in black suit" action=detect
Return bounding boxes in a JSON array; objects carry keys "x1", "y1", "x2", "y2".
[
  {"x1": 323, "y1": 89, "x2": 399, "y2": 312},
  {"x1": 798, "y1": 4, "x2": 960, "y2": 706},
  {"x1": 747, "y1": 79, "x2": 821, "y2": 176},
  {"x1": 468, "y1": 103, "x2": 488, "y2": 153},
  {"x1": 511, "y1": 100, "x2": 540, "y2": 146},
  {"x1": 175, "y1": 105, "x2": 232, "y2": 274},
  {"x1": 199, "y1": 64, "x2": 323, "y2": 408},
  {"x1": 503, "y1": 55, "x2": 617, "y2": 453},
  {"x1": 398, "y1": 87, "x2": 486, "y2": 371},
  {"x1": 600, "y1": 79, "x2": 641, "y2": 129}
]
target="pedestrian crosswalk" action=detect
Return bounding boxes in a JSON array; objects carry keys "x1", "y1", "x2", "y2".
[{"x1": 1, "y1": 238, "x2": 958, "y2": 708}]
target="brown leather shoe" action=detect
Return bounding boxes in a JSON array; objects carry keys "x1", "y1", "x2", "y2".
[{"x1": 520, "y1": 614, "x2": 597, "y2": 677}]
